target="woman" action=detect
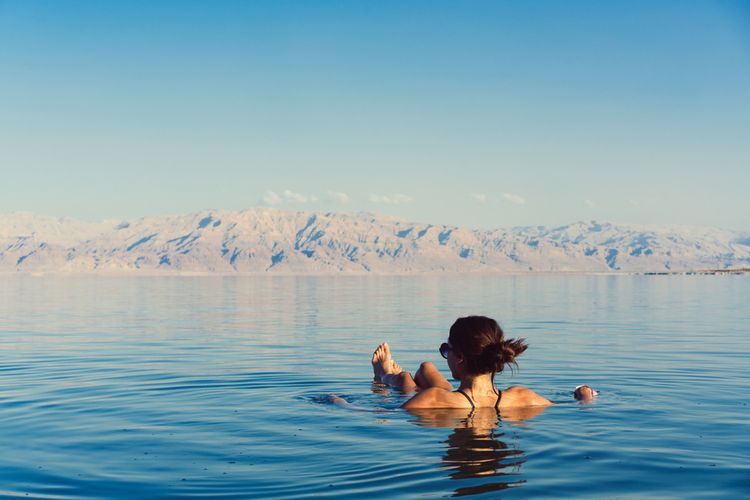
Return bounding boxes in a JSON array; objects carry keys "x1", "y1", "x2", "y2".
[{"x1": 371, "y1": 316, "x2": 595, "y2": 410}]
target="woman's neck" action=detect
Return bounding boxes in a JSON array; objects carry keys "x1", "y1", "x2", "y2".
[{"x1": 458, "y1": 374, "x2": 496, "y2": 396}]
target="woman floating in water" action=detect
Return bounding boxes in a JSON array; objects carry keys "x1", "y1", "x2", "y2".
[{"x1": 372, "y1": 316, "x2": 595, "y2": 410}]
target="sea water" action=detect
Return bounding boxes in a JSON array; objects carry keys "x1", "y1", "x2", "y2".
[{"x1": 0, "y1": 275, "x2": 748, "y2": 498}]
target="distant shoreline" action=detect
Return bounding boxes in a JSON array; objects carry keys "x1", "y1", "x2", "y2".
[
  {"x1": 642, "y1": 268, "x2": 750, "y2": 275},
  {"x1": 2, "y1": 269, "x2": 748, "y2": 278}
]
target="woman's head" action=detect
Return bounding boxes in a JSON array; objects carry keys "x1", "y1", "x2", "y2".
[{"x1": 446, "y1": 316, "x2": 528, "y2": 379}]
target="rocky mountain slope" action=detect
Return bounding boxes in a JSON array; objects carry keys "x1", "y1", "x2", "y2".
[{"x1": 2, "y1": 209, "x2": 748, "y2": 274}]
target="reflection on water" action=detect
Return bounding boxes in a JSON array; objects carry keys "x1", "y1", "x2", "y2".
[
  {"x1": 445, "y1": 425, "x2": 523, "y2": 497},
  {"x1": 406, "y1": 405, "x2": 547, "y2": 496}
]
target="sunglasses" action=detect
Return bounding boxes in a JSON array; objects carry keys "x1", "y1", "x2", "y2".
[{"x1": 439, "y1": 342, "x2": 452, "y2": 359}]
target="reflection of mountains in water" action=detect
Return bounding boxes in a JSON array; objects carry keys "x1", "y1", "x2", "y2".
[{"x1": 408, "y1": 406, "x2": 547, "y2": 497}]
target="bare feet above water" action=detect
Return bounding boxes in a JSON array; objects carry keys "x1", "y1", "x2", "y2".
[
  {"x1": 574, "y1": 385, "x2": 597, "y2": 402},
  {"x1": 371, "y1": 342, "x2": 403, "y2": 380}
]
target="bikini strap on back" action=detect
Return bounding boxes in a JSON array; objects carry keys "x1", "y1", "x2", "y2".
[{"x1": 456, "y1": 389, "x2": 475, "y2": 411}]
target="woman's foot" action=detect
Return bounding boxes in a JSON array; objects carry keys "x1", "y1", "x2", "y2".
[
  {"x1": 372, "y1": 342, "x2": 402, "y2": 379},
  {"x1": 574, "y1": 385, "x2": 597, "y2": 402},
  {"x1": 371, "y1": 343, "x2": 418, "y2": 391}
]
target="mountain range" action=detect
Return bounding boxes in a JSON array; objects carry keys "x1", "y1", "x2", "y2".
[{"x1": 2, "y1": 209, "x2": 749, "y2": 274}]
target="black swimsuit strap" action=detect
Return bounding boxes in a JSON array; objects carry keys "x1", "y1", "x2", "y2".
[
  {"x1": 457, "y1": 389, "x2": 502, "y2": 411},
  {"x1": 456, "y1": 389, "x2": 475, "y2": 411}
]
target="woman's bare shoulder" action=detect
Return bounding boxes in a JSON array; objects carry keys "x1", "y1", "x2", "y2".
[
  {"x1": 501, "y1": 385, "x2": 552, "y2": 407},
  {"x1": 401, "y1": 387, "x2": 470, "y2": 409}
]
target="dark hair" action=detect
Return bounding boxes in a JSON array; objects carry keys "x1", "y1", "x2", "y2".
[{"x1": 448, "y1": 316, "x2": 528, "y2": 380}]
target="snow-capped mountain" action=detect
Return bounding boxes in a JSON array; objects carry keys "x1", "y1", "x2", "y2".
[{"x1": 1, "y1": 209, "x2": 748, "y2": 274}]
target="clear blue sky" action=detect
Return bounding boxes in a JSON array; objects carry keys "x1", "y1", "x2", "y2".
[{"x1": 1, "y1": 0, "x2": 748, "y2": 229}]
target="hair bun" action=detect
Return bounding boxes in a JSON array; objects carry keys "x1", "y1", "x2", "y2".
[
  {"x1": 448, "y1": 316, "x2": 529, "y2": 376},
  {"x1": 477, "y1": 342, "x2": 503, "y2": 373},
  {"x1": 501, "y1": 339, "x2": 518, "y2": 360},
  {"x1": 476, "y1": 338, "x2": 529, "y2": 374},
  {"x1": 499, "y1": 337, "x2": 528, "y2": 372}
]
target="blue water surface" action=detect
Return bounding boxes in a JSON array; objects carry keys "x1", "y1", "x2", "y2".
[{"x1": 0, "y1": 275, "x2": 748, "y2": 498}]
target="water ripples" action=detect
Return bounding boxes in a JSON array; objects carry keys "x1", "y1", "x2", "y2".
[{"x1": 1, "y1": 275, "x2": 749, "y2": 498}]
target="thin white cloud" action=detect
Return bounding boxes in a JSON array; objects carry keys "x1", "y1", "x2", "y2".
[
  {"x1": 471, "y1": 193, "x2": 487, "y2": 204},
  {"x1": 584, "y1": 199, "x2": 595, "y2": 208},
  {"x1": 327, "y1": 191, "x2": 350, "y2": 203},
  {"x1": 262, "y1": 190, "x2": 282, "y2": 205},
  {"x1": 282, "y1": 189, "x2": 310, "y2": 203},
  {"x1": 369, "y1": 193, "x2": 414, "y2": 205},
  {"x1": 263, "y1": 189, "x2": 317, "y2": 205},
  {"x1": 502, "y1": 192, "x2": 526, "y2": 205},
  {"x1": 629, "y1": 199, "x2": 640, "y2": 207}
]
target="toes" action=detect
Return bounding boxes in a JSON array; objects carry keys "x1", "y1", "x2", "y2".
[
  {"x1": 372, "y1": 343, "x2": 388, "y2": 364},
  {"x1": 371, "y1": 343, "x2": 399, "y2": 376}
]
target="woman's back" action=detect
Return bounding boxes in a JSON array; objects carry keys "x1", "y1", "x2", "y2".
[{"x1": 401, "y1": 385, "x2": 551, "y2": 410}]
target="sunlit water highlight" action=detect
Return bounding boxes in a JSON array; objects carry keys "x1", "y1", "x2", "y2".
[{"x1": 1, "y1": 275, "x2": 748, "y2": 498}]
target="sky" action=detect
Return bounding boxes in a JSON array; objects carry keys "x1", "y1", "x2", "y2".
[{"x1": 1, "y1": 0, "x2": 749, "y2": 230}]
